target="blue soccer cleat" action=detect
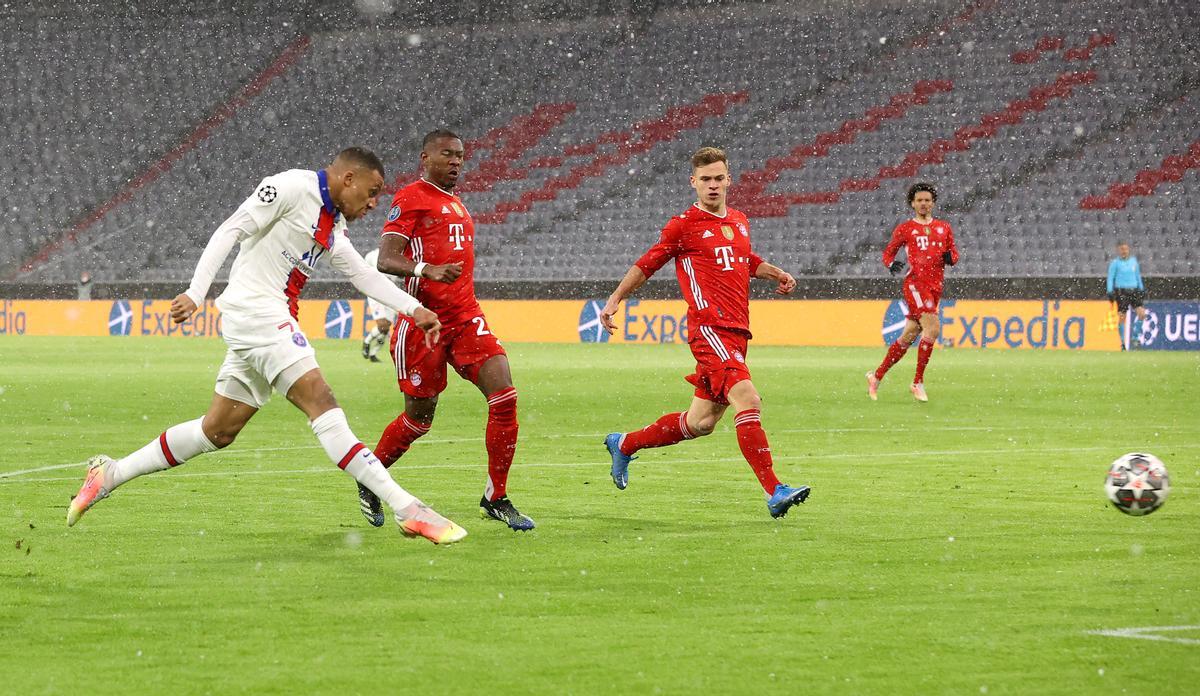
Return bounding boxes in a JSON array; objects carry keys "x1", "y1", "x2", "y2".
[
  {"x1": 767, "y1": 483, "x2": 811, "y2": 518},
  {"x1": 604, "y1": 432, "x2": 636, "y2": 490}
]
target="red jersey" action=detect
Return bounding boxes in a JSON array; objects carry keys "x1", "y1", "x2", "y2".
[
  {"x1": 635, "y1": 204, "x2": 763, "y2": 337},
  {"x1": 882, "y1": 217, "x2": 958, "y2": 288},
  {"x1": 381, "y1": 179, "x2": 481, "y2": 327}
]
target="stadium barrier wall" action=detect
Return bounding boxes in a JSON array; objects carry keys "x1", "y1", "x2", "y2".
[{"x1": 3, "y1": 298, "x2": 1198, "y2": 351}]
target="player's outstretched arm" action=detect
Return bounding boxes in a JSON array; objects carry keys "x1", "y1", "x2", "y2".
[
  {"x1": 377, "y1": 233, "x2": 462, "y2": 283},
  {"x1": 754, "y1": 262, "x2": 797, "y2": 295},
  {"x1": 600, "y1": 266, "x2": 649, "y2": 335},
  {"x1": 174, "y1": 207, "x2": 266, "y2": 324},
  {"x1": 332, "y1": 237, "x2": 441, "y2": 346}
]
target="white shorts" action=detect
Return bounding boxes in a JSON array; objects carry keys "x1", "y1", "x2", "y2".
[
  {"x1": 367, "y1": 298, "x2": 397, "y2": 324},
  {"x1": 215, "y1": 313, "x2": 319, "y2": 408}
]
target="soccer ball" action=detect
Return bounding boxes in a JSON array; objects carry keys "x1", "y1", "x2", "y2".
[{"x1": 1104, "y1": 453, "x2": 1170, "y2": 516}]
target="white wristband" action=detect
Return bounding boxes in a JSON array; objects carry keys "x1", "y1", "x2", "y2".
[{"x1": 413, "y1": 262, "x2": 427, "y2": 278}]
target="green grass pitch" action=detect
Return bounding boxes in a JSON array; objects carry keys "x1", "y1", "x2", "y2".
[{"x1": 1, "y1": 337, "x2": 1197, "y2": 695}]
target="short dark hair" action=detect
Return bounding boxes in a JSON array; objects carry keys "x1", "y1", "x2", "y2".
[
  {"x1": 423, "y1": 129, "x2": 462, "y2": 148},
  {"x1": 907, "y1": 182, "x2": 937, "y2": 203},
  {"x1": 335, "y1": 146, "x2": 385, "y2": 177},
  {"x1": 692, "y1": 146, "x2": 728, "y2": 170}
]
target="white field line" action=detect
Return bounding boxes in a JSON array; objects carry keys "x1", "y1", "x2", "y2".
[
  {"x1": 5, "y1": 443, "x2": 1200, "y2": 485},
  {"x1": 1086, "y1": 626, "x2": 1200, "y2": 646},
  {"x1": 2, "y1": 421, "x2": 1192, "y2": 480}
]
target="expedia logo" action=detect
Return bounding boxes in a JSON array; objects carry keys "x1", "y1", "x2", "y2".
[
  {"x1": 325, "y1": 300, "x2": 354, "y2": 338},
  {"x1": 108, "y1": 300, "x2": 133, "y2": 336},
  {"x1": 578, "y1": 300, "x2": 609, "y2": 343},
  {"x1": 579, "y1": 299, "x2": 688, "y2": 344},
  {"x1": 882, "y1": 300, "x2": 1089, "y2": 349}
]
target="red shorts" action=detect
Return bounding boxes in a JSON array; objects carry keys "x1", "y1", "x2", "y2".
[
  {"x1": 389, "y1": 314, "x2": 506, "y2": 398},
  {"x1": 902, "y1": 278, "x2": 942, "y2": 319},
  {"x1": 685, "y1": 325, "x2": 753, "y2": 405}
]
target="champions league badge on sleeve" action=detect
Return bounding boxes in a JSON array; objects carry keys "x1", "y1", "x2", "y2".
[
  {"x1": 388, "y1": 205, "x2": 401, "y2": 222},
  {"x1": 257, "y1": 185, "x2": 277, "y2": 203}
]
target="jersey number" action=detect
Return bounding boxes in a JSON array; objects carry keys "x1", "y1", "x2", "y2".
[{"x1": 472, "y1": 316, "x2": 490, "y2": 336}]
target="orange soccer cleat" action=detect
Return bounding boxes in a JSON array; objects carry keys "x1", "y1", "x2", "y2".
[
  {"x1": 865, "y1": 373, "x2": 880, "y2": 401},
  {"x1": 396, "y1": 500, "x2": 468, "y2": 545},
  {"x1": 67, "y1": 455, "x2": 114, "y2": 527}
]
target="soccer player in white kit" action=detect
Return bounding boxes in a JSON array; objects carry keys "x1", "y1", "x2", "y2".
[
  {"x1": 360, "y1": 248, "x2": 397, "y2": 363},
  {"x1": 67, "y1": 147, "x2": 468, "y2": 544}
]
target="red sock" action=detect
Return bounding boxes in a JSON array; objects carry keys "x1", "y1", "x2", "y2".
[
  {"x1": 620, "y1": 412, "x2": 693, "y2": 455},
  {"x1": 874, "y1": 340, "x2": 910, "y2": 381},
  {"x1": 913, "y1": 337, "x2": 935, "y2": 384},
  {"x1": 484, "y1": 387, "x2": 519, "y2": 501},
  {"x1": 373, "y1": 413, "x2": 430, "y2": 468},
  {"x1": 733, "y1": 409, "x2": 781, "y2": 494}
]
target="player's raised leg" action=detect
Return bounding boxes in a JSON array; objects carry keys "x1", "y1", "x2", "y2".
[
  {"x1": 67, "y1": 394, "x2": 250, "y2": 526},
  {"x1": 726, "y1": 380, "x2": 810, "y2": 518},
  {"x1": 287, "y1": 365, "x2": 466, "y2": 544},
  {"x1": 911, "y1": 312, "x2": 940, "y2": 402},
  {"x1": 869, "y1": 317, "x2": 920, "y2": 400},
  {"x1": 362, "y1": 316, "x2": 391, "y2": 362},
  {"x1": 606, "y1": 409, "x2": 700, "y2": 490},
  {"x1": 473, "y1": 354, "x2": 534, "y2": 531}
]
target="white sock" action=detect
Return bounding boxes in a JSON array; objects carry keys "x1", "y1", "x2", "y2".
[
  {"x1": 106, "y1": 418, "x2": 218, "y2": 489},
  {"x1": 310, "y1": 408, "x2": 416, "y2": 512},
  {"x1": 363, "y1": 327, "x2": 381, "y2": 347}
]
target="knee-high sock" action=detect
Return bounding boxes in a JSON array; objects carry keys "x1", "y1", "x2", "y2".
[
  {"x1": 484, "y1": 387, "x2": 519, "y2": 501},
  {"x1": 734, "y1": 409, "x2": 781, "y2": 494},
  {"x1": 374, "y1": 413, "x2": 431, "y2": 468},
  {"x1": 619, "y1": 412, "x2": 693, "y2": 456},
  {"x1": 874, "y1": 340, "x2": 910, "y2": 381},
  {"x1": 106, "y1": 417, "x2": 218, "y2": 490},
  {"x1": 362, "y1": 326, "x2": 381, "y2": 348},
  {"x1": 311, "y1": 408, "x2": 415, "y2": 513},
  {"x1": 913, "y1": 336, "x2": 936, "y2": 384}
]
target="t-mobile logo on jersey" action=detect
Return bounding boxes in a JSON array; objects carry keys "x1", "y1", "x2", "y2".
[
  {"x1": 714, "y1": 245, "x2": 735, "y2": 271},
  {"x1": 449, "y1": 223, "x2": 467, "y2": 251}
]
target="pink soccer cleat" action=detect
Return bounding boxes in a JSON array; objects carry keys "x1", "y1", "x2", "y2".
[
  {"x1": 397, "y1": 500, "x2": 468, "y2": 545},
  {"x1": 866, "y1": 373, "x2": 880, "y2": 401},
  {"x1": 910, "y1": 383, "x2": 928, "y2": 403},
  {"x1": 67, "y1": 455, "x2": 114, "y2": 526}
]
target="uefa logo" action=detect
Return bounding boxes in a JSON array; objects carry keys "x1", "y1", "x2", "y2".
[
  {"x1": 578, "y1": 300, "x2": 610, "y2": 343},
  {"x1": 324, "y1": 301, "x2": 354, "y2": 339},
  {"x1": 108, "y1": 300, "x2": 133, "y2": 336}
]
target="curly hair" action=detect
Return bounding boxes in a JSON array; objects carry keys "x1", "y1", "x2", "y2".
[{"x1": 906, "y1": 181, "x2": 937, "y2": 204}]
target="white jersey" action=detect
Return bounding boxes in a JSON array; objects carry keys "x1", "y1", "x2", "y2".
[
  {"x1": 185, "y1": 168, "x2": 423, "y2": 330},
  {"x1": 362, "y1": 248, "x2": 400, "y2": 322}
]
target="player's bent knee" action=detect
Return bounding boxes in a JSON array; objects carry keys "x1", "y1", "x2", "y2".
[
  {"x1": 210, "y1": 431, "x2": 238, "y2": 449},
  {"x1": 690, "y1": 420, "x2": 717, "y2": 437},
  {"x1": 202, "y1": 424, "x2": 240, "y2": 449}
]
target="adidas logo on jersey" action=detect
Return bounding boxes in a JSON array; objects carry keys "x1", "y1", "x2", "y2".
[
  {"x1": 702, "y1": 230, "x2": 715, "y2": 238},
  {"x1": 442, "y1": 205, "x2": 452, "y2": 214}
]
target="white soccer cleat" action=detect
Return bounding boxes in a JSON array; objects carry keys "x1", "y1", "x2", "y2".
[
  {"x1": 396, "y1": 500, "x2": 468, "y2": 545},
  {"x1": 910, "y1": 383, "x2": 928, "y2": 402},
  {"x1": 866, "y1": 373, "x2": 879, "y2": 401}
]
